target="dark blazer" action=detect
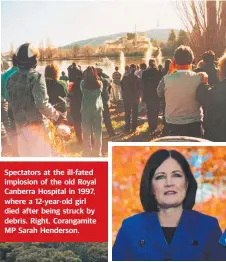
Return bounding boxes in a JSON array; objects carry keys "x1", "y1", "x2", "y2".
[{"x1": 112, "y1": 210, "x2": 226, "y2": 261}]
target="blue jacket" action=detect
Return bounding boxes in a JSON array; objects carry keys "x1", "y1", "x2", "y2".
[{"x1": 112, "y1": 210, "x2": 226, "y2": 261}]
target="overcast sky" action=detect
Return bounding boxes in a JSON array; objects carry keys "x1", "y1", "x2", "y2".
[{"x1": 1, "y1": 0, "x2": 184, "y2": 52}]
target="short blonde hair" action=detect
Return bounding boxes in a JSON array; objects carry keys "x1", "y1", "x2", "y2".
[{"x1": 218, "y1": 51, "x2": 226, "y2": 81}]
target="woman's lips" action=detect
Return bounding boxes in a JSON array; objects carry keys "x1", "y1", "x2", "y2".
[{"x1": 164, "y1": 191, "x2": 177, "y2": 195}]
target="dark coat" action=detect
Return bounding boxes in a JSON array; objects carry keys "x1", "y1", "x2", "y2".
[
  {"x1": 67, "y1": 66, "x2": 82, "y2": 83},
  {"x1": 142, "y1": 67, "x2": 162, "y2": 104},
  {"x1": 69, "y1": 82, "x2": 82, "y2": 122},
  {"x1": 46, "y1": 79, "x2": 68, "y2": 113},
  {"x1": 121, "y1": 73, "x2": 142, "y2": 104},
  {"x1": 196, "y1": 79, "x2": 226, "y2": 141},
  {"x1": 195, "y1": 64, "x2": 219, "y2": 86},
  {"x1": 113, "y1": 210, "x2": 226, "y2": 261}
]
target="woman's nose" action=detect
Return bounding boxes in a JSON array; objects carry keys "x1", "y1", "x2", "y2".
[{"x1": 165, "y1": 176, "x2": 174, "y2": 187}]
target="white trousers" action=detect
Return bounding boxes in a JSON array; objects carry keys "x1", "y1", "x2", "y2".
[{"x1": 112, "y1": 83, "x2": 121, "y2": 101}]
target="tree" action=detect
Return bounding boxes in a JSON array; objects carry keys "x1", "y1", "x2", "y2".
[
  {"x1": 176, "y1": 29, "x2": 189, "y2": 47},
  {"x1": 167, "y1": 29, "x2": 177, "y2": 54},
  {"x1": 81, "y1": 45, "x2": 94, "y2": 58},
  {"x1": 39, "y1": 40, "x2": 45, "y2": 60},
  {"x1": 97, "y1": 45, "x2": 106, "y2": 56},
  {"x1": 9, "y1": 43, "x2": 14, "y2": 57},
  {"x1": 127, "y1": 33, "x2": 135, "y2": 40},
  {"x1": 175, "y1": 0, "x2": 226, "y2": 57},
  {"x1": 71, "y1": 44, "x2": 80, "y2": 58},
  {"x1": 168, "y1": 29, "x2": 177, "y2": 43}
]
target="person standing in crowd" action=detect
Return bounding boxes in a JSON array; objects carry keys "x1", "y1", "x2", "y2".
[
  {"x1": 160, "y1": 59, "x2": 172, "y2": 124},
  {"x1": 195, "y1": 50, "x2": 219, "y2": 86},
  {"x1": 67, "y1": 62, "x2": 83, "y2": 143},
  {"x1": 67, "y1": 62, "x2": 82, "y2": 82},
  {"x1": 80, "y1": 66, "x2": 103, "y2": 157},
  {"x1": 112, "y1": 66, "x2": 122, "y2": 102},
  {"x1": 136, "y1": 63, "x2": 147, "y2": 79},
  {"x1": 142, "y1": 59, "x2": 162, "y2": 133},
  {"x1": 60, "y1": 71, "x2": 69, "y2": 82},
  {"x1": 196, "y1": 51, "x2": 226, "y2": 141},
  {"x1": 45, "y1": 64, "x2": 68, "y2": 114},
  {"x1": 158, "y1": 64, "x2": 163, "y2": 76},
  {"x1": 135, "y1": 65, "x2": 140, "y2": 76},
  {"x1": 97, "y1": 68, "x2": 115, "y2": 137},
  {"x1": 1, "y1": 54, "x2": 19, "y2": 156},
  {"x1": 121, "y1": 64, "x2": 142, "y2": 132},
  {"x1": 157, "y1": 45, "x2": 202, "y2": 137},
  {"x1": 7, "y1": 43, "x2": 62, "y2": 157},
  {"x1": 123, "y1": 65, "x2": 130, "y2": 77},
  {"x1": 162, "y1": 59, "x2": 172, "y2": 76}
]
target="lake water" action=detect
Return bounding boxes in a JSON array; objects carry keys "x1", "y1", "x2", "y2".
[{"x1": 37, "y1": 57, "x2": 163, "y2": 77}]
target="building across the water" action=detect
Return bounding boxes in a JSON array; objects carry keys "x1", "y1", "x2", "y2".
[{"x1": 104, "y1": 32, "x2": 150, "y2": 52}]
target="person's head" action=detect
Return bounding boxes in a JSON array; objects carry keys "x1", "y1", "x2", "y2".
[
  {"x1": 136, "y1": 65, "x2": 140, "y2": 70},
  {"x1": 115, "y1": 66, "x2": 119, "y2": 71},
  {"x1": 72, "y1": 62, "x2": 76, "y2": 67},
  {"x1": 130, "y1": 64, "x2": 136, "y2": 74},
  {"x1": 45, "y1": 64, "x2": 59, "y2": 80},
  {"x1": 218, "y1": 51, "x2": 226, "y2": 81},
  {"x1": 202, "y1": 50, "x2": 215, "y2": 65},
  {"x1": 15, "y1": 43, "x2": 38, "y2": 69},
  {"x1": 158, "y1": 64, "x2": 163, "y2": 71},
  {"x1": 83, "y1": 66, "x2": 101, "y2": 90},
  {"x1": 164, "y1": 59, "x2": 172, "y2": 73},
  {"x1": 149, "y1": 59, "x2": 157, "y2": 69},
  {"x1": 140, "y1": 63, "x2": 147, "y2": 71},
  {"x1": 125, "y1": 65, "x2": 129, "y2": 72},
  {"x1": 62, "y1": 71, "x2": 65, "y2": 76},
  {"x1": 140, "y1": 149, "x2": 197, "y2": 212},
  {"x1": 174, "y1": 45, "x2": 194, "y2": 67}
]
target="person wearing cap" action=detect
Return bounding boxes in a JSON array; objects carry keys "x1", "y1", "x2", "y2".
[{"x1": 7, "y1": 43, "x2": 63, "y2": 157}]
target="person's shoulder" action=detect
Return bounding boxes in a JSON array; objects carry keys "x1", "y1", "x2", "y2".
[
  {"x1": 122, "y1": 212, "x2": 146, "y2": 226},
  {"x1": 185, "y1": 210, "x2": 218, "y2": 225}
]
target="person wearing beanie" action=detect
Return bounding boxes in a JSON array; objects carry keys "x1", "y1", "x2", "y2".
[{"x1": 7, "y1": 43, "x2": 63, "y2": 157}]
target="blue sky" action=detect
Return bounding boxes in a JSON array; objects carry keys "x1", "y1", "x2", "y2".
[{"x1": 1, "y1": 0, "x2": 184, "y2": 52}]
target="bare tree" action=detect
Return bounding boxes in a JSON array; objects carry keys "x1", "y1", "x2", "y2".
[
  {"x1": 38, "y1": 40, "x2": 45, "y2": 61},
  {"x1": 10, "y1": 43, "x2": 14, "y2": 57},
  {"x1": 175, "y1": 0, "x2": 226, "y2": 57},
  {"x1": 81, "y1": 45, "x2": 94, "y2": 58},
  {"x1": 71, "y1": 44, "x2": 80, "y2": 58}
]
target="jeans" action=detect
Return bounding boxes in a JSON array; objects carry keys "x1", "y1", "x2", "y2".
[{"x1": 81, "y1": 109, "x2": 103, "y2": 157}]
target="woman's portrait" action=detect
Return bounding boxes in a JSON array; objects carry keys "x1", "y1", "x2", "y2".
[{"x1": 112, "y1": 146, "x2": 226, "y2": 261}]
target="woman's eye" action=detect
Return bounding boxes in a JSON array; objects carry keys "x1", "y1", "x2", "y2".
[
  {"x1": 155, "y1": 175, "x2": 165, "y2": 180},
  {"x1": 173, "y1": 173, "x2": 182, "y2": 177}
]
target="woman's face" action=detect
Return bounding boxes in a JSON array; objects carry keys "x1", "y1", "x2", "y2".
[{"x1": 152, "y1": 157, "x2": 187, "y2": 209}]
